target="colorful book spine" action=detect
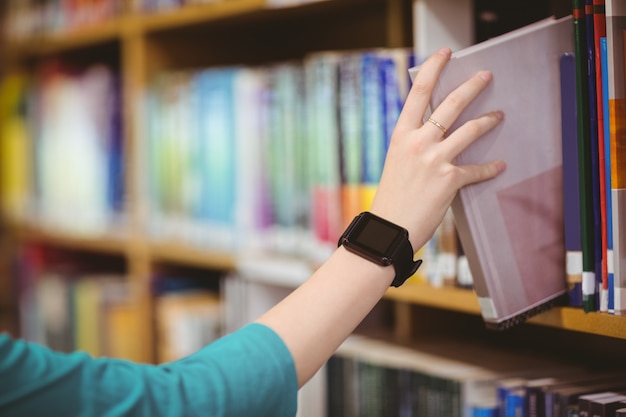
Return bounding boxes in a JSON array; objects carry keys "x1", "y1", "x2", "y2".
[
  {"x1": 305, "y1": 52, "x2": 343, "y2": 258},
  {"x1": 338, "y1": 53, "x2": 364, "y2": 229},
  {"x1": 360, "y1": 51, "x2": 385, "y2": 212},
  {"x1": 605, "y1": 0, "x2": 626, "y2": 314}
]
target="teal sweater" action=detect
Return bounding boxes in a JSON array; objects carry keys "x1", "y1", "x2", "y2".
[{"x1": 0, "y1": 323, "x2": 298, "y2": 417}]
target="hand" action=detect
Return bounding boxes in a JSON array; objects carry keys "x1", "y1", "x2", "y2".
[{"x1": 370, "y1": 47, "x2": 506, "y2": 250}]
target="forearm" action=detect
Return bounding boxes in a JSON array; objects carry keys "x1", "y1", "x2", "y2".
[{"x1": 255, "y1": 245, "x2": 394, "y2": 387}]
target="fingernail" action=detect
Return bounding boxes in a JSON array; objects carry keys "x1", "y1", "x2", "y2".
[
  {"x1": 438, "y1": 47, "x2": 451, "y2": 57},
  {"x1": 493, "y1": 110, "x2": 504, "y2": 121},
  {"x1": 480, "y1": 71, "x2": 492, "y2": 82}
]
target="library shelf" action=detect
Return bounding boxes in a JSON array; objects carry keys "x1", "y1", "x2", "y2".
[
  {"x1": 386, "y1": 282, "x2": 481, "y2": 315},
  {"x1": 8, "y1": 221, "x2": 130, "y2": 256},
  {"x1": 148, "y1": 241, "x2": 237, "y2": 270},
  {"x1": 3, "y1": 0, "x2": 626, "y2": 381},
  {"x1": 4, "y1": 18, "x2": 124, "y2": 57},
  {"x1": 387, "y1": 283, "x2": 626, "y2": 341},
  {"x1": 527, "y1": 307, "x2": 626, "y2": 340},
  {"x1": 138, "y1": 0, "x2": 267, "y2": 33}
]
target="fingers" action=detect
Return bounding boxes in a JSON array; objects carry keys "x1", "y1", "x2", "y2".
[
  {"x1": 440, "y1": 110, "x2": 504, "y2": 158},
  {"x1": 443, "y1": 110, "x2": 506, "y2": 187},
  {"x1": 456, "y1": 160, "x2": 506, "y2": 187},
  {"x1": 423, "y1": 70, "x2": 494, "y2": 138},
  {"x1": 394, "y1": 47, "x2": 451, "y2": 134}
]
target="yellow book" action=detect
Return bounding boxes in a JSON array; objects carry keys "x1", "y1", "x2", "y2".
[
  {"x1": 73, "y1": 279, "x2": 102, "y2": 357},
  {"x1": 105, "y1": 302, "x2": 145, "y2": 362},
  {"x1": 0, "y1": 75, "x2": 31, "y2": 219}
]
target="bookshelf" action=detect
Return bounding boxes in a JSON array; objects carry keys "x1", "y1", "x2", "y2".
[
  {"x1": 2, "y1": 0, "x2": 626, "y2": 407},
  {"x1": 0, "y1": 0, "x2": 416, "y2": 365}
]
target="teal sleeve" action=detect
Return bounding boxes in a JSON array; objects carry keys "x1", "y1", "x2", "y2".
[{"x1": 0, "y1": 323, "x2": 298, "y2": 417}]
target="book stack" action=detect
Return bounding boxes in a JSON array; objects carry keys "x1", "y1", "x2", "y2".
[
  {"x1": 32, "y1": 61, "x2": 125, "y2": 235},
  {"x1": 16, "y1": 245, "x2": 141, "y2": 361},
  {"x1": 144, "y1": 48, "x2": 418, "y2": 263},
  {"x1": 566, "y1": 0, "x2": 626, "y2": 314},
  {"x1": 408, "y1": 2, "x2": 626, "y2": 325},
  {"x1": 417, "y1": 16, "x2": 574, "y2": 329},
  {"x1": 326, "y1": 335, "x2": 585, "y2": 417},
  {"x1": 2, "y1": 0, "x2": 122, "y2": 40}
]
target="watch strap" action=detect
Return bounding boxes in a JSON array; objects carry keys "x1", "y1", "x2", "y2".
[
  {"x1": 389, "y1": 242, "x2": 422, "y2": 287},
  {"x1": 339, "y1": 212, "x2": 422, "y2": 287}
]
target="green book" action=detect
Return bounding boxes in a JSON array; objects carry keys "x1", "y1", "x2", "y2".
[{"x1": 573, "y1": 0, "x2": 598, "y2": 312}]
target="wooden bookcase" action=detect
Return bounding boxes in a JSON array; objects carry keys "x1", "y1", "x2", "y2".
[{"x1": 1, "y1": 0, "x2": 625, "y2": 379}]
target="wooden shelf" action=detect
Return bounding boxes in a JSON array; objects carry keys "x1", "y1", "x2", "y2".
[
  {"x1": 138, "y1": 0, "x2": 267, "y2": 33},
  {"x1": 5, "y1": 18, "x2": 124, "y2": 56},
  {"x1": 10, "y1": 222, "x2": 130, "y2": 255},
  {"x1": 386, "y1": 282, "x2": 481, "y2": 315},
  {"x1": 387, "y1": 283, "x2": 626, "y2": 341},
  {"x1": 149, "y1": 241, "x2": 237, "y2": 270},
  {"x1": 528, "y1": 307, "x2": 626, "y2": 339}
]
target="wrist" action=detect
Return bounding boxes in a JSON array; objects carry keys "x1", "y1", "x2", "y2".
[{"x1": 337, "y1": 211, "x2": 422, "y2": 287}]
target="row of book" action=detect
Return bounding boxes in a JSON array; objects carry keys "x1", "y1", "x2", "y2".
[
  {"x1": 565, "y1": 0, "x2": 626, "y2": 314},
  {"x1": 0, "y1": 45, "x2": 478, "y2": 290},
  {"x1": 139, "y1": 0, "x2": 329, "y2": 13},
  {"x1": 2, "y1": 0, "x2": 123, "y2": 40},
  {"x1": 14, "y1": 244, "x2": 230, "y2": 363},
  {"x1": 327, "y1": 334, "x2": 626, "y2": 417},
  {"x1": 0, "y1": 62, "x2": 126, "y2": 235},
  {"x1": 0, "y1": 0, "x2": 331, "y2": 41},
  {"x1": 15, "y1": 245, "x2": 142, "y2": 361},
  {"x1": 144, "y1": 47, "x2": 416, "y2": 263}
]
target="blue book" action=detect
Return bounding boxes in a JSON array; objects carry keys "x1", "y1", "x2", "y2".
[
  {"x1": 561, "y1": 52, "x2": 583, "y2": 308},
  {"x1": 360, "y1": 51, "x2": 385, "y2": 210},
  {"x1": 600, "y1": 36, "x2": 615, "y2": 312},
  {"x1": 195, "y1": 68, "x2": 237, "y2": 249}
]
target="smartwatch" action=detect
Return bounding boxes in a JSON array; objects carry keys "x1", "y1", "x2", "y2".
[{"x1": 338, "y1": 212, "x2": 422, "y2": 287}]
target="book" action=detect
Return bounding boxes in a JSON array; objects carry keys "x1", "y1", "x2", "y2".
[
  {"x1": 338, "y1": 52, "x2": 365, "y2": 229},
  {"x1": 574, "y1": 0, "x2": 599, "y2": 313},
  {"x1": 155, "y1": 289, "x2": 222, "y2": 363},
  {"x1": 304, "y1": 52, "x2": 343, "y2": 261},
  {"x1": 413, "y1": 17, "x2": 573, "y2": 329},
  {"x1": 593, "y1": 0, "x2": 610, "y2": 312},
  {"x1": 589, "y1": 394, "x2": 626, "y2": 417},
  {"x1": 600, "y1": 36, "x2": 616, "y2": 312},
  {"x1": 578, "y1": 391, "x2": 622, "y2": 417},
  {"x1": 560, "y1": 52, "x2": 584, "y2": 308},
  {"x1": 33, "y1": 61, "x2": 122, "y2": 235},
  {"x1": 0, "y1": 73, "x2": 32, "y2": 221},
  {"x1": 330, "y1": 335, "x2": 580, "y2": 417},
  {"x1": 605, "y1": 0, "x2": 626, "y2": 314}
]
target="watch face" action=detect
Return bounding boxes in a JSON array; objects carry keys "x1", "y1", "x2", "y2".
[{"x1": 350, "y1": 214, "x2": 403, "y2": 258}]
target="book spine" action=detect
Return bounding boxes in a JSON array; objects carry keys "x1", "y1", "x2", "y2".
[
  {"x1": 561, "y1": 53, "x2": 584, "y2": 308},
  {"x1": 574, "y1": 0, "x2": 598, "y2": 312},
  {"x1": 585, "y1": 0, "x2": 605, "y2": 312},
  {"x1": 338, "y1": 53, "x2": 364, "y2": 229},
  {"x1": 593, "y1": 0, "x2": 610, "y2": 312},
  {"x1": 600, "y1": 36, "x2": 615, "y2": 312},
  {"x1": 605, "y1": 1, "x2": 626, "y2": 314},
  {"x1": 360, "y1": 52, "x2": 384, "y2": 211}
]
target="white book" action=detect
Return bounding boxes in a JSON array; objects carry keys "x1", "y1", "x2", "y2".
[{"x1": 411, "y1": 16, "x2": 574, "y2": 328}]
